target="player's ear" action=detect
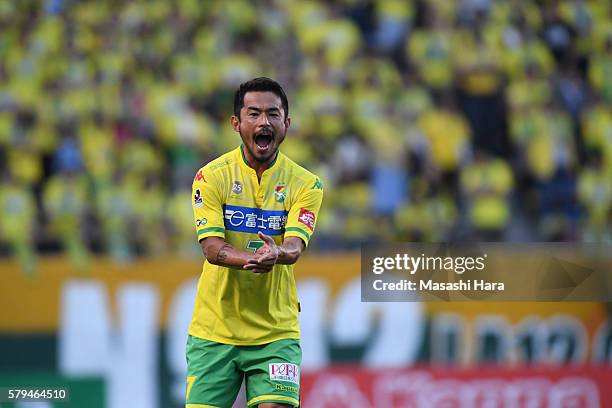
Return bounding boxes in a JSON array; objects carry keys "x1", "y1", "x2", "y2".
[
  {"x1": 284, "y1": 115, "x2": 291, "y2": 130},
  {"x1": 230, "y1": 115, "x2": 240, "y2": 132}
]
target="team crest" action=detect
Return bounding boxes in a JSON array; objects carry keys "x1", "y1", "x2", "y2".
[
  {"x1": 274, "y1": 183, "x2": 286, "y2": 203},
  {"x1": 232, "y1": 181, "x2": 242, "y2": 194}
]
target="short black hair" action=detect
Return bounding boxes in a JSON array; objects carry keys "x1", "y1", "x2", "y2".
[{"x1": 233, "y1": 77, "x2": 289, "y2": 119}]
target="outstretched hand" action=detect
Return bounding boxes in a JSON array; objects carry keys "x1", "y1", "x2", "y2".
[{"x1": 243, "y1": 232, "x2": 280, "y2": 273}]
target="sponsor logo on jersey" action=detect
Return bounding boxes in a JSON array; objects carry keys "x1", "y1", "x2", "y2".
[
  {"x1": 194, "y1": 170, "x2": 205, "y2": 182},
  {"x1": 194, "y1": 189, "x2": 203, "y2": 208},
  {"x1": 312, "y1": 178, "x2": 323, "y2": 190},
  {"x1": 269, "y1": 363, "x2": 300, "y2": 385},
  {"x1": 223, "y1": 205, "x2": 288, "y2": 236},
  {"x1": 232, "y1": 181, "x2": 242, "y2": 194},
  {"x1": 195, "y1": 218, "x2": 207, "y2": 227},
  {"x1": 274, "y1": 183, "x2": 286, "y2": 203},
  {"x1": 298, "y1": 208, "x2": 316, "y2": 231}
]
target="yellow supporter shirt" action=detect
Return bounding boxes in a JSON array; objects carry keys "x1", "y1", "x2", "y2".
[
  {"x1": 418, "y1": 109, "x2": 470, "y2": 171},
  {"x1": 189, "y1": 146, "x2": 324, "y2": 345},
  {"x1": 461, "y1": 159, "x2": 513, "y2": 229}
]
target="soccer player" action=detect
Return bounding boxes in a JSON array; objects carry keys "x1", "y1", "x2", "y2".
[{"x1": 186, "y1": 77, "x2": 324, "y2": 408}]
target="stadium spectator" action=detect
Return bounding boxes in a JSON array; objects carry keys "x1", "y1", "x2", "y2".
[
  {"x1": 460, "y1": 150, "x2": 514, "y2": 241},
  {"x1": 42, "y1": 167, "x2": 90, "y2": 271},
  {"x1": 578, "y1": 150, "x2": 612, "y2": 242},
  {"x1": 417, "y1": 93, "x2": 471, "y2": 190},
  {"x1": 95, "y1": 170, "x2": 134, "y2": 262},
  {"x1": 0, "y1": 172, "x2": 37, "y2": 275}
]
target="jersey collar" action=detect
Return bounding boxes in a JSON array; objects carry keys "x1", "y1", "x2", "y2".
[{"x1": 238, "y1": 144, "x2": 281, "y2": 173}]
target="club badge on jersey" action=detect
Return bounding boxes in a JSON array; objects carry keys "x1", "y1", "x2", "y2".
[{"x1": 274, "y1": 183, "x2": 286, "y2": 203}]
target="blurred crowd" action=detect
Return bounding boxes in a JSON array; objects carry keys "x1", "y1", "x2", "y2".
[{"x1": 0, "y1": 0, "x2": 611, "y2": 273}]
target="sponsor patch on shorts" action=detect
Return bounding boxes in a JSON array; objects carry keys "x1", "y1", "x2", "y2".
[{"x1": 269, "y1": 363, "x2": 300, "y2": 385}]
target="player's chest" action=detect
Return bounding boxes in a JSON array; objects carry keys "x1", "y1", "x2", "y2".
[
  {"x1": 223, "y1": 172, "x2": 291, "y2": 211},
  {"x1": 222, "y1": 172, "x2": 291, "y2": 236}
]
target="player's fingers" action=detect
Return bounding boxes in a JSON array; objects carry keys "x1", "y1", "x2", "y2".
[
  {"x1": 245, "y1": 257, "x2": 275, "y2": 267},
  {"x1": 257, "y1": 259, "x2": 276, "y2": 267},
  {"x1": 242, "y1": 263, "x2": 261, "y2": 271},
  {"x1": 254, "y1": 246, "x2": 271, "y2": 255},
  {"x1": 256, "y1": 251, "x2": 276, "y2": 261},
  {"x1": 243, "y1": 263, "x2": 268, "y2": 271},
  {"x1": 246, "y1": 255, "x2": 264, "y2": 264},
  {"x1": 251, "y1": 250, "x2": 277, "y2": 262},
  {"x1": 247, "y1": 257, "x2": 273, "y2": 269},
  {"x1": 258, "y1": 231, "x2": 275, "y2": 245}
]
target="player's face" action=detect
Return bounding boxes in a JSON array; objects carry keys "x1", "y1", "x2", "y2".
[{"x1": 231, "y1": 91, "x2": 290, "y2": 163}]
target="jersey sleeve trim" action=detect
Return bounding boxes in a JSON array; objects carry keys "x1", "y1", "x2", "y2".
[
  {"x1": 197, "y1": 227, "x2": 225, "y2": 241},
  {"x1": 197, "y1": 227, "x2": 225, "y2": 235},
  {"x1": 284, "y1": 227, "x2": 311, "y2": 243}
]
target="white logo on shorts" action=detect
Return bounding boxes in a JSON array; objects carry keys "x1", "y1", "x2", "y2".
[{"x1": 269, "y1": 363, "x2": 300, "y2": 385}]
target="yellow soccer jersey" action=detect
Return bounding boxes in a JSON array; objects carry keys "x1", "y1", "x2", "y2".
[{"x1": 189, "y1": 146, "x2": 323, "y2": 345}]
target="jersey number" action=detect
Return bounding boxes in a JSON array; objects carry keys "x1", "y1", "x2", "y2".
[{"x1": 246, "y1": 240, "x2": 264, "y2": 252}]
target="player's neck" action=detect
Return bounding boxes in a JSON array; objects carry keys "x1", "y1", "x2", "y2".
[{"x1": 242, "y1": 146, "x2": 278, "y2": 181}]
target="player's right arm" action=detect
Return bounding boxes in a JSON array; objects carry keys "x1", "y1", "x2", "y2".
[
  {"x1": 201, "y1": 237, "x2": 273, "y2": 273},
  {"x1": 201, "y1": 236, "x2": 263, "y2": 270},
  {"x1": 192, "y1": 167, "x2": 272, "y2": 273}
]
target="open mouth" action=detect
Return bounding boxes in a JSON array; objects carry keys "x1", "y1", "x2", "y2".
[{"x1": 254, "y1": 132, "x2": 273, "y2": 151}]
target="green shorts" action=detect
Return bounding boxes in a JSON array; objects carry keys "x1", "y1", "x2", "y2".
[{"x1": 185, "y1": 335, "x2": 301, "y2": 408}]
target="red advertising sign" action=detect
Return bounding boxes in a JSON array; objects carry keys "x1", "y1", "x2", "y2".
[{"x1": 300, "y1": 366, "x2": 612, "y2": 408}]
